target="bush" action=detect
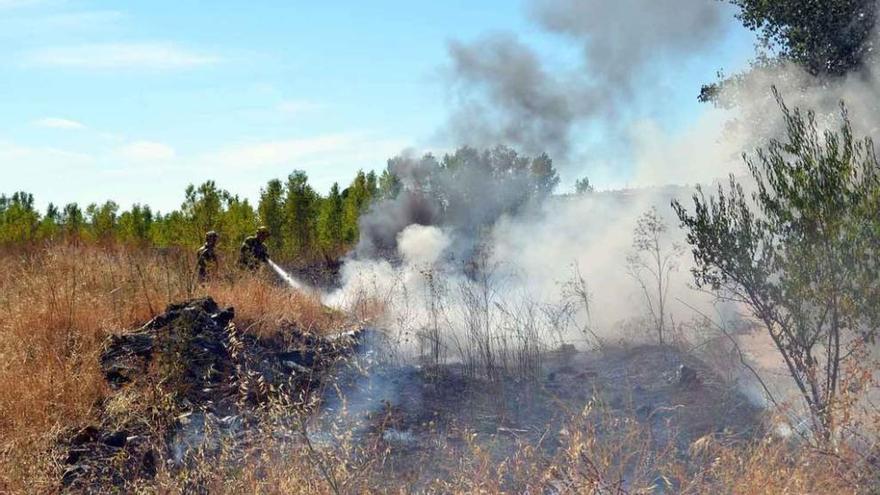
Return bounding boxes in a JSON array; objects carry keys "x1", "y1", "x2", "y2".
[{"x1": 674, "y1": 90, "x2": 880, "y2": 442}]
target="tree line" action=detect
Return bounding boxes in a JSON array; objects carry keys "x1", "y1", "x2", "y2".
[
  {"x1": 0, "y1": 145, "x2": 559, "y2": 265},
  {"x1": 0, "y1": 169, "x2": 389, "y2": 264}
]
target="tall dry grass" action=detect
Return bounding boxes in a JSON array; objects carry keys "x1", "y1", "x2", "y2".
[
  {"x1": 0, "y1": 243, "x2": 344, "y2": 492},
  {"x1": 0, "y1": 244, "x2": 876, "y2": 493},
  {"x1": 130, "y1": 400, "x2": 872, "y2": 494}
]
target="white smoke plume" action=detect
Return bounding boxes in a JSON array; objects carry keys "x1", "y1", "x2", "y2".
[
  {"x1": 326, "y1": 187, "x2": 716, "y2": 363},
  {"x1": 397, "y1": 224, "x2": 450, "y2": 267},
  {"x1": 628, "y1": 52, "x2": 880, "y2": 190}
]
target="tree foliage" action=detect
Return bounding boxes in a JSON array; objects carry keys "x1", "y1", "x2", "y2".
[
  {"x1": 701, "y1": 0, "x2": 877, "y2": 103},
  {"x1": 318, "y1": 182, "x2": 345, "y2": 255},
  {"x1": 118, "y1": 204, "x2": 153, "y2": 244},
  {"x1": 257, "y1": 179, "x2": 285, "y2": 254},
  {"x1": 673, "y1": 93, "x2": 880, "y2": 440},
  {"x1": 0, "y1": 192, "x2": 39, "y2": 244},
  {"x1": 86, "y1": 201, "x2": 119, "y2": 241},
  {"x1": 575, "y1": 177, "x2": 595, "y2": 194},
  {"x1": 283, "y1": 170, "x2": 320, "y2": 258},
  {"x1": 342, "y1": 170, "x2": 375, "y2": 243},
  {"x1": 432, "y1": 145, "x2": 559, "y2": 228}
]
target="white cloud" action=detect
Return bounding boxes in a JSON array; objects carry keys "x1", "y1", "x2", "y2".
[
  {"x1": 203, "y1": 132, "x2": 408, "y2": 195},
  {"x1": 209, "y1": 133, "x2": 404, "y2": 170},
  {"x1": 213, "y1": 134, "x2": 357, "y2": 167},
  {"x1": 118, "y1": 141, "x2": 176, "y2": 161},
  {"x1": 27, "y1": 43, "x2": 220, "y2": 70},
  {"x1": 33, "y1": 117, "x2": 86, "y2": 130},
  {"x1": 0, "y1": 140, "x2": 95, "y2": 170}
]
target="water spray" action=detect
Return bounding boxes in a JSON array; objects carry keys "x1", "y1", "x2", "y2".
[{"x1": 267, "y1": 259, "x2": 306, "y2": 290}]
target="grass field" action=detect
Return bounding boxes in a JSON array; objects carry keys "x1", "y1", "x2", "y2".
[{"x1": 0, "y1": 243, "x2": 874, "y2": 493}]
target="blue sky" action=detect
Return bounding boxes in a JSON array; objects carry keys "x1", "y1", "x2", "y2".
[{"x1": 0, "y1": 0, "x2": 755, "y2": 212}]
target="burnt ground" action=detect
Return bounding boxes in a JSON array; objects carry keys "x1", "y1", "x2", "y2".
[
  {"x1": 56, "y1": 297, "x2": 764, "y2": 493},
  {"x1": 285, "y1": 259, "x2": 344, "y2": 291},
  {"x1": 310, "y1": 343, "x2": 764, "y2": 490},
  {"x1": 58, "y1": 297, "x2": 363, "y2": 492}
]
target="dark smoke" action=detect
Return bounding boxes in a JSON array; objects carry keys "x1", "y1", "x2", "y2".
[
  {"x1": 532, "y1": 0, "x2": 725, "y2": 87},
  {"x1": 354, "y1": 146, "x2": 557, "y2": 259},
  {"x1": 356, "y1": 153, "x2": 441, "y2": 258},
  {"x1": 445, "y1": 0, "x2": 728, "y2": 161},
  {"x1": 447, "y1": 34, "x2": 589, "y2": 160}
]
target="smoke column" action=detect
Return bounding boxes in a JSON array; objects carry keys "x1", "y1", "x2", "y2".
[{"x1": 444, "y1": 0, "x2": 731, "y2": 164}]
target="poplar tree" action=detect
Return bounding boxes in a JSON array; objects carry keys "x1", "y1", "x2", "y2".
[
  {"x1": 283, "y1": 170, "x2": 319, "y2": 260},
  {"x1": 318, "y1": 182, "x2": 345, "y2": 254}
]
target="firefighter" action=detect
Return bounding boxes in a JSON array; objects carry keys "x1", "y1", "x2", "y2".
[
  {"x1": 196, "y1": 231, "x2": 219, "y2": 282},
  {"x1": 238, "y1": 226, "x2": 270, "y2": 270}
]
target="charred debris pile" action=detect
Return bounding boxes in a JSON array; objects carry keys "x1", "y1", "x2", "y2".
[{"x1": 60, "y1": 297, "x2": 364, "y2": 491}]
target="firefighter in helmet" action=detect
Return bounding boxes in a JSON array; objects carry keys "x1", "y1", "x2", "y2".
[
  {"x1": 238, "y1": 226, "x2": 270, "y2": 270},
  {"x1": 196, "y1": 230, "x2": 219, "y2": 282}
]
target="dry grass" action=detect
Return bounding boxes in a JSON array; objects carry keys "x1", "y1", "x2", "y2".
[
  {"x1": 0, "y1": 243, "x2": 876, "y2": 494},
  {"x1": 122, "y1": 401, "x2": 871, "y2": 495},
  {"x1": 203, "y1": 274, "x2": 348, "y2": 339},
  {"x1": 0, "y1": 243, "x2": 344, "y2": 493}
]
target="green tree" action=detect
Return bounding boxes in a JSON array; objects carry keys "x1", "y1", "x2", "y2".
[
  {"x1": 283, "y1": 170, "x2": 319, "y2": 260},
  {"x1": 673, "y1": 95, "x2": 880, "y2": 441},
  {"x1": 37, "y1": 203, "x2": 61, "y2": 240},
  {"x1": 0, "y1": 192, "x2": 39, "y2": 244},
  {"x1": 222, "y1": 195, "x2": 258, "y2": 249},
  {"x1": 343, "y1": 170, "x2": 372, "y2": 243},
  {"x1": 318, "y1": 182, "x2": 345, "y2": 253},
  {"x1": 150, "y1": 211, "x2": 187, "y2": 247},
  {"x1": 0, "y1": 168, "x2": 391, "y2": 256},
  {"x1": 181, "y1": 181, "x2": 227, "y2": 247},
  {"x1": 530, "y1": 152, "x2": 560, "y2": 196},
  {"x1": 378, "y1": 169, "x2": 401, "y2": 199},
  {"x1": 439, "y1": 145, "x2": 556, "y2": 222},
  {"x1": 702, "y1": 0, "x2": 877, "y2": 103},
  {"x1": 86, "y1": 200, "x2": 119, "y2": 241},
  {"x1": 62, "y1": 203, "x2": 85, "y2": 240},
  {"x1": 575, "y1": 177, "x2": 595, "y2": 194},
  {"x1": 258, "y1": 179, "x2": 286, "y2": 254},
  {"x1": 118, "y1": 204, "x2": 154, "y2": 244},
  {"x1": 365, "y1": 170, "x2": 379, "y2": 198}
]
